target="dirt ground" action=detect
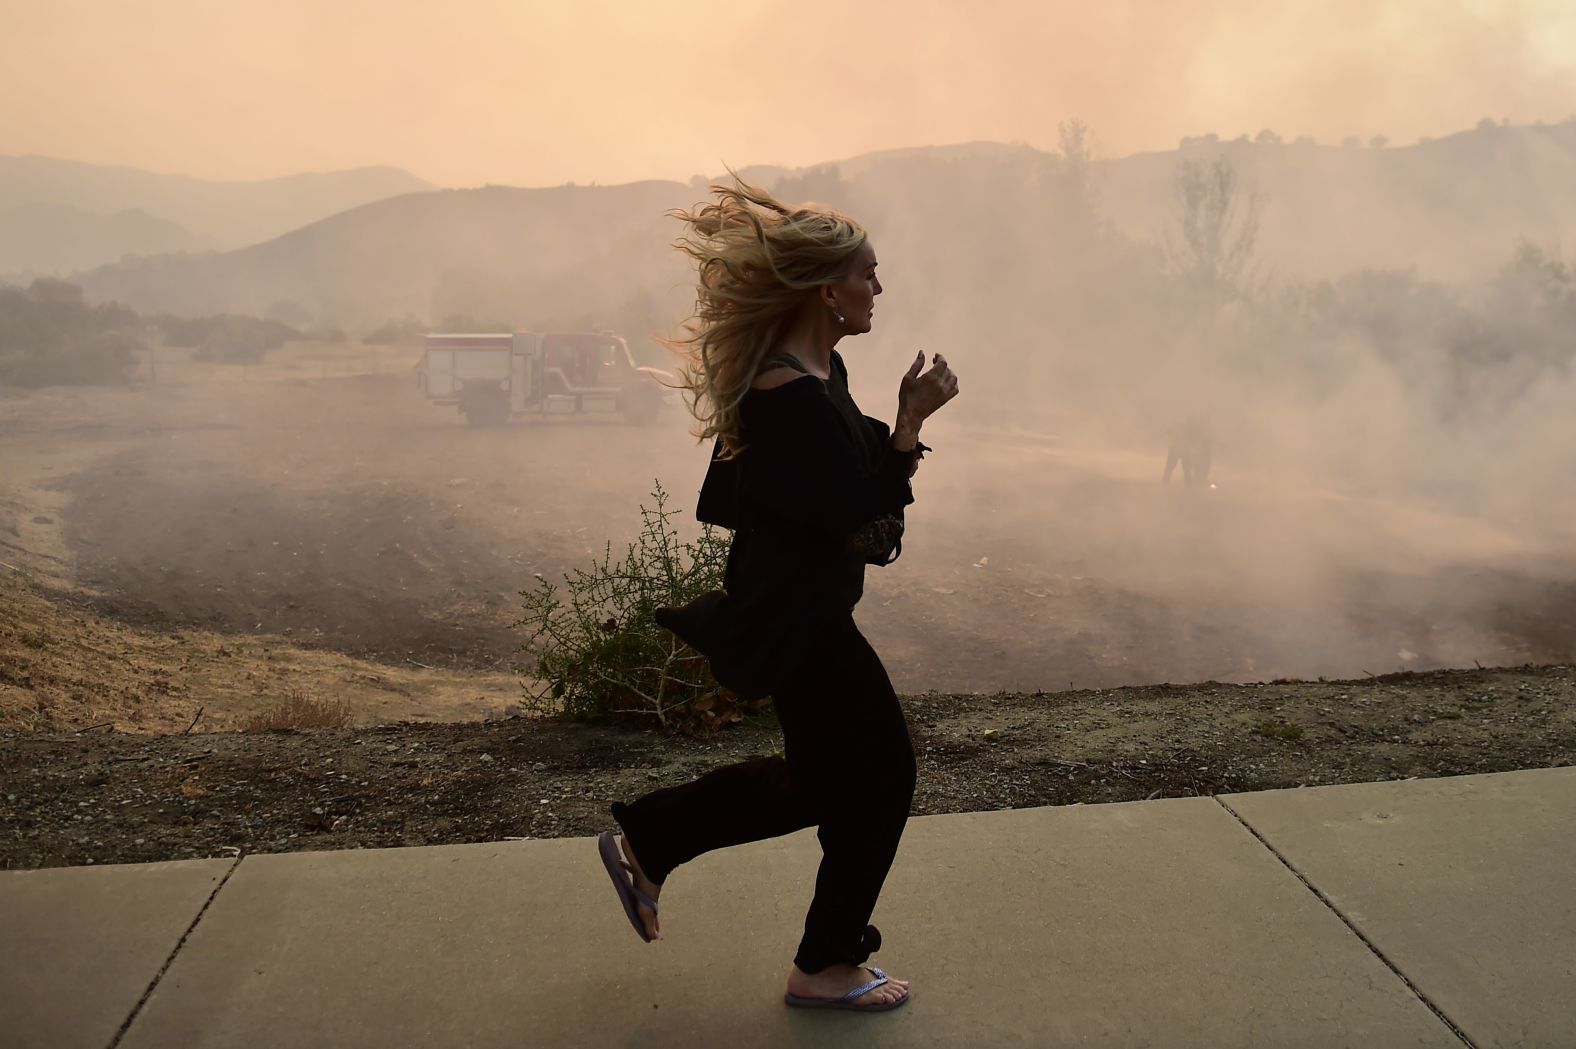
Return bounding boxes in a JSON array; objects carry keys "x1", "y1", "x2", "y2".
[
  {"x1": 3, "y1": 344, "x2": 1575, "y2": 870},
  {"x1": 5, "y1": 342, "x2": 1574, "y2": 699},
  {"x1": 4, "y1": 662, "x2": 1574, "y2": 871}
]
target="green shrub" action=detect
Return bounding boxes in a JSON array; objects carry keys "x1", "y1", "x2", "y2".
[
  {"x1": 360, "y1": 315, "x2": 426, "y2": 345},
  {"x1": 0, "y1": 281, "x2": 143, "y2": 387},
  {"x1": 159, "y1": 314, "x2": 300, "y2": 363},
  {"x1": 0, "y1": 329, "x2": 142, "y2": 387},
  {"x1": 517, "y1": 481, "x2": 742, "y2": 726}
]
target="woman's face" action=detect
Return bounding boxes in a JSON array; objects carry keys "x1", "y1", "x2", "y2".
[{"x1": 828, "y1": 240, "x2": 881, "y2": 334}]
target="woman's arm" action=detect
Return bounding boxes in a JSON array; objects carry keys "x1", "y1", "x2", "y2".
[
  {"x1": 742, "y1": 351, "x2": 955, "y2": 540},
  {"x1": 865, "y1": 413, "x2": 926, "y2": 478},
  {"x1": 894, "y1": 351, "x2": 957, "y2": 454},
  {"x1": 744, "y1": 386, "x2": 914, "y2": 539},
  {"x1": 891, "y1": 412, "x2": 922, "y2": 454}
]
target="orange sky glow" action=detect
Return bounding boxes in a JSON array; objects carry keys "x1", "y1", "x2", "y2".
[{"x1": 5, "y1": 0, "x2": 1575, "y2": 186}]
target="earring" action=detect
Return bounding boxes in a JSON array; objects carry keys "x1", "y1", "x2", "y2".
[{"x1": 833, "y1": 308, "x2": 845, "y2": 324}]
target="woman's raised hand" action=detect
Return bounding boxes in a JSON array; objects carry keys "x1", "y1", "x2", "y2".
[{"x1": 898, "y1": 351, "x2": 959, "y2": 428}]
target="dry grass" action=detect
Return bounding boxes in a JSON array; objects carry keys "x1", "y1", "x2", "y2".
[
  {"x1": 240, "y1": 691, "x2": 355, "y2": 732},
  {"x1": 1253, "y1": 718, "x2": 1306, "y2": 741},
  {"x1": 0, "y1": 574, "x2": 515, "y2": 733}
]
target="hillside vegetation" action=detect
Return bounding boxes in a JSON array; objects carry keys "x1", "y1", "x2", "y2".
[
  {"x1": 68, "y1": 122, "x2": 1576, "y2": 333},
  {"x1": 0, "y1": 202, "x2": 210, "y2": 275},
  {"x1": 0, "y1": 156, "x2": 432, "y2": 274}
]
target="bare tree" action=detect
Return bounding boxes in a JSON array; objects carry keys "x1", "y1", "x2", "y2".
[
  {"x1": 1052, "y1": 118, "x2": 1097, "y2": 212},
  {"x1": 1165, "y1": 156, "x2": 1263, "y2": 299}
]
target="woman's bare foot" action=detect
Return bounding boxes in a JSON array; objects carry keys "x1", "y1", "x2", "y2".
[
  {"x1": 619, "y1": 835, "x2": 662, "y2": 941},
  {"x1": 786, "y1": 963, "x2": 910, "y2": 1007}
]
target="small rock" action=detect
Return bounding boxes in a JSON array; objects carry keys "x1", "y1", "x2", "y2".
[
  {"x1": 982, "y1": 729, "x2": 999, "y2": 740},
  {"x1": 533, "y1": 762, "x2": 547, "y2": 772},
  {"x1": 478, "y1": 753, "x2": 495, "y2": 763}
]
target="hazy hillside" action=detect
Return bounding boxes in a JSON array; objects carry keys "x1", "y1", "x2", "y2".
[
  {"x1": 71, "y1": 123, "x2": 1576, "y2": 330},
  {"x1": 77, "y1": 181, "x2": 695, "y2": 335},
  {"x1": 0, "y1": 202, "x2": 209, "y2": 276},
  {"x1": 1097, "y1": 121, "x2": 1576, "y2": 282},
  {"x1": 0, "y1": 156, "x2": 432, "y2": 264}
]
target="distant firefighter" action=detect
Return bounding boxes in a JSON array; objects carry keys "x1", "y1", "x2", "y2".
[{"x1": 1163, "y1": 417, "x2": 1213, "y2": 488}]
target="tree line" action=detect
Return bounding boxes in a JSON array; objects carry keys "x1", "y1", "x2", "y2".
[{"x1": 0, "y1": 279, "x2": 317, "y2": 386}]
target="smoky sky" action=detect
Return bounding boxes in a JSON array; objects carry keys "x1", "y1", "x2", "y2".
[{"x1": 4, "y1": 0, "x2": 1574, "y2": 186}]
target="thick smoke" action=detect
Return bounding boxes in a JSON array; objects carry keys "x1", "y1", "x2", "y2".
[
  {"x1": 5, "y1": 0, "x2": 1574, "y2": 185},
  {"x1": 756, "y1": 129, "x2": 1576, "y2": 686}
]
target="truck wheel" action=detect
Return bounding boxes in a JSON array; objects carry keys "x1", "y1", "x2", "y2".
[
  {"x1": 462, "y1": 390, "x2": 510, "y2": 427},
  {"x1": 620, "y1": 387, "x2": 661, "y2": 426}
]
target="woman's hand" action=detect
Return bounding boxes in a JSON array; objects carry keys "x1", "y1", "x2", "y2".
[{"x1": 894, "y1": 352, "x2": 958, "y2": 448}]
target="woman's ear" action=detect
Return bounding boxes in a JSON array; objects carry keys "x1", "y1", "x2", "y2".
[{"x1": 818, "y1": 283, "x2": 838, "y2": 310}]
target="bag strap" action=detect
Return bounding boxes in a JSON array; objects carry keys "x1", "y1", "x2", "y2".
[{"x1": 757, "y1": 353, "x2": 811, "y2": 376}]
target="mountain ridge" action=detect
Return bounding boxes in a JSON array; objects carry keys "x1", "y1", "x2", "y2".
[
  {"x1": 0, "y1": 156, "x2": 433, "y2": 271},
  {"x1": 65, "y1": 122, "x2": 1576, "y2": 328}
]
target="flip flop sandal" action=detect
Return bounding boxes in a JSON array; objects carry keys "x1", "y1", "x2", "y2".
[
  {"x1": 597, "y1": 831, "x2": 658, "y2": 943},
  {"x1": 784, "y1": 967, "x2": 910, "y2": 1012}
]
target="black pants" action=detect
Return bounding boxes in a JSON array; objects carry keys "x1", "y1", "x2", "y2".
[{"x1": 611, "y1": 612, "x2": 917, "y2": 973}]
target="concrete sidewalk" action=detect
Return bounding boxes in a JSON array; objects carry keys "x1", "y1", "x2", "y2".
[{"x1": 4, "y1": 767, "x2": 1572, "y2": 1049}]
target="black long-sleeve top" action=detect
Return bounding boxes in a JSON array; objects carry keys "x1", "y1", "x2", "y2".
[{"x1": 684, "y1": 351, "x2": 917, "y2": 696}]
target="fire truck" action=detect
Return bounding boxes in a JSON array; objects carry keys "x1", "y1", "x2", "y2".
[{"x1": 419, "y1": 331, "x2": 672, "y2": 426}]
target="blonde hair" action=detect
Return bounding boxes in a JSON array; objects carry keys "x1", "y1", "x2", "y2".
[{"x1": 665, "y1": 176, "x2": 867, "y2": 457}]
